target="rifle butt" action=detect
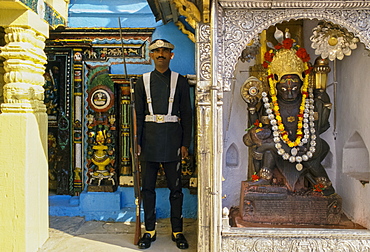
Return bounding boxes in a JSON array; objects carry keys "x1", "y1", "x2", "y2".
[{"x1": 133, "y1": 204, "x2": 141, "y2": 245}]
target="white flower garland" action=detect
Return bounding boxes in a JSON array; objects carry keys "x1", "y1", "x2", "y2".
[{"x1": 261, "y1": 89, "x2": 316, "y2": 171}]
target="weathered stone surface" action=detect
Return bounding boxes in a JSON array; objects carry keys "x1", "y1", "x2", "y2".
[{"x1": 239, "y1": 181, "x2": 342, "y2": 225}]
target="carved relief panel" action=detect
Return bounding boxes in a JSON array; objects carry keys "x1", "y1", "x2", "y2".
[
  {"x1": 44, "y1": 49, "x2": 74, "y2": 195},
  {"x1": 84, "y1": 67, "x2": 118, "y2": 192}
]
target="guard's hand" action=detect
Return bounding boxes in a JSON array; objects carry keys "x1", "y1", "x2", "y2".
[
  {"x1": 137, "y1": 145, "x2": 141, "y2": 156},
  {"x1": 181, "y1": 146, "x2": 189, "y2": 159}
]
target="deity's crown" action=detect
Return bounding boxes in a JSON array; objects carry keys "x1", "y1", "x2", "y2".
[
  {"x1": 263, "y1": 28, "x2": 311, "y2": 81},
  {"x1": 269, "y1": 49, "x2": 305, "y2": 81}
]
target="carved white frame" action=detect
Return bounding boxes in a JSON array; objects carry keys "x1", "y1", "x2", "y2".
[
  {"x1": 195, "y1": 1, "x2": 370, "y2": 252},
  {"x1": 218, "y1": 1, "x2": 370, "y2": 91}
]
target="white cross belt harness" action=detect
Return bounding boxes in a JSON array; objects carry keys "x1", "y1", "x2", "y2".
[{"x1": 143, "y1": 71, "x2": 180, "y2": 123}]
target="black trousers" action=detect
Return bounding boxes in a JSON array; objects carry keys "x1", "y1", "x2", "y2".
[{"x1": 141, "y1": 161, "x2": 183, "y2": 232}]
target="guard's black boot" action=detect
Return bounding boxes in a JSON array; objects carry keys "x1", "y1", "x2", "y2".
[
  {"x1": 172, "y1": 233, "x2": 189, "y2": 249},
  {"x1": 138, "y1": 232, "x2": 156, "y2": 249}
]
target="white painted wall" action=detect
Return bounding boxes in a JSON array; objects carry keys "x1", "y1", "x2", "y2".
[
  {"x1": 306, "y1": 19, "x2": 370, "y2": 229},
  {"x1": 222, "y1": 59, "x2": 254, "y2": 209},
  {"x1": 334, "y1": 42, "x2": 370, "y2": 229}
]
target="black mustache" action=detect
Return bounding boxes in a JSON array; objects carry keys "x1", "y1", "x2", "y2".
[{"x1": 156, "y1": 56, "x2": 166, "y2": 59}]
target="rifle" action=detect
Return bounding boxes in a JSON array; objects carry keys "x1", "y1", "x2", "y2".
[
  {"x1": 130, "y1": 78, "x2": 141, "y2": 245},
  {"x1": 118, "y1": 17, "x2": 141, "y2": 245}
]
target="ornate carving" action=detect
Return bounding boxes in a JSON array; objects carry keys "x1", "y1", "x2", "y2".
[
  {"x1": 173, "y1": 0, "x2": 201, "y2": 29},
  {"x1": 4, "y1": 83, "x2": 44, "y2": 103},
  {"x1": 198, "y1": 24, "x2": 211, "y2": 81},
  {"x1": 82, "y1": 44, "x2": 149, "y2": 63},
  {"x1": 199, "y1": 52, "x2": 211, "y2": 83},
  {"x1": 197, "y1": 23, "x2": 212, "y2": 105},
  {"x1": 0, "y1": 62, "x2": 4, "y2": 104},
  {"x1": 222, "y1": 228, "x2": 370, "y2": 251},
  {"x1": 47, "y1": 28, "x2": 153, "y2": 64},
  {"x1": 219, "y1": 1, "x2": 370, "y2": 9},
  {"x1": 0, "y1": 27, "x2": 47, "y2": 112},
  {"x1": 175, "y1": 21, "x2": 196, "y2": 42},
  {"x1": 219, "y1": 6, "x2": 370, "y2": 90},
  {"x1": 199, "y1": 23, "x2": 211, "y2": 42}
]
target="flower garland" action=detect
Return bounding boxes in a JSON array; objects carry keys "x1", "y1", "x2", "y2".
[
  {"x1": 262, "y1": 89, "x2": 316, "y2": 171},
  {"x1": 262, "y1": 38, "x2": 316, "y2": 171}
]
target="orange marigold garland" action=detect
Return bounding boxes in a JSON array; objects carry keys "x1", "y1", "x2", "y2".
[{"x1": 261, "y1": 38, "x2": 317, "y2": 171}]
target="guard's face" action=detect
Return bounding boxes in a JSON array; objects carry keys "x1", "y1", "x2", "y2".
[
  {"x1": 276, "y1": 74, "x2": 302, "y2": 101},
  {"x1": 150, "y1": 47, "x2": 174, "y2": 69}
]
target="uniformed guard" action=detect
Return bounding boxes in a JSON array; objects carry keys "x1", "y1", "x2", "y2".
[{"x1": 135, "y1": 39, "x2": 192, "y2": 249}]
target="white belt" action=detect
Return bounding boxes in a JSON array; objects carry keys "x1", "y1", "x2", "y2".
[{"x1": 145, "y1": 114, "x2": 179, "y2": 123}]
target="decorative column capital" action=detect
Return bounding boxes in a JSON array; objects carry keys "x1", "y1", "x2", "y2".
[{"x1": 0, "y1": 26, "x2": 47, "y2": 113}]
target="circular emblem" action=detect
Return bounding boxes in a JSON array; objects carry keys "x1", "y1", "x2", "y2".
[
  {"x1": 157, "y1": 40, "x2": 165, "y2": 47},
  {"x1": 88, "y1": 85, "x2": 114, "y2": 112},
  {"x1": 241, "y1": 76, "x2": 265, "y2": 103},
  {"x1": 249, "y1": 86, "x2": 258, "y2": 96},
  {"x1": 74, "y1": 52, "x2": 82, "y2": 61}
]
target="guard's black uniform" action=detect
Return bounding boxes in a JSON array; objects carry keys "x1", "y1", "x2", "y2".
[{"x1": 135, "y1": 68, "x2": 192, "y2": 232}]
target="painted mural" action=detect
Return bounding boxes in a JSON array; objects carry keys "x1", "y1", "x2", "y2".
[{"x1": 84, "y1": 66, "x2": 118, "y2": 192}]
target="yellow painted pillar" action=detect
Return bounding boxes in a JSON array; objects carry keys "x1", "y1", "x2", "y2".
[
  {"x1": 0, "y1": 26, "x2": 49, "y2": 252},
  {"x1": 0, "y1": 60, "x2": 4, "y2": 104}
]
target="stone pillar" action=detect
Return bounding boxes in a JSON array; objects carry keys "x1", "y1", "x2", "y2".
[
  {"x1": 0, "y1": 61, "x2": 5, "y2": 104},
  {"x1": 1, "y1": 27, "x2": 47, "y2": 113},
  {"x1": 196, "y1": 19, "x2": 223, "y2": 251},
  {"x1": 196, "y1": 22, "x2": 212, "y2": 252},
  {"x1": 0, "y1": 26, "x2": 48, "y2": 252}
]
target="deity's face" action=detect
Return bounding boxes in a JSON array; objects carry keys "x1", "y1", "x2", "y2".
[{"x1": 276, "y1": 74, "x2": 302, "y2": 102}]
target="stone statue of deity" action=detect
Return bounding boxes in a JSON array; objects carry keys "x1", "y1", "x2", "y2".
[{"x1": 242, "y1": 30, "x2": 335, "y2": 196}]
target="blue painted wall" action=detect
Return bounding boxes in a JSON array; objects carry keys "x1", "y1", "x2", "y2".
[
  {"x1": 68, "y1": 0, "x2": 157, "y2": 28},
  {"x1": 49, "y1": 0, "x2": 197, "y2": 222},
  {"x1": 50, "y1": 188, "x2": 197, "y2": 222},
  {"x1": 111, "y1": 22, "x2": 195, "y2": 76},
  {"x1": 68, "y1": 0, "x2": 195, "y2": 76}
]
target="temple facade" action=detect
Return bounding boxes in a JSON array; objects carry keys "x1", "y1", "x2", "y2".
[{"x1": 2, "y1": 0, "x2": 370, "y2": 251}]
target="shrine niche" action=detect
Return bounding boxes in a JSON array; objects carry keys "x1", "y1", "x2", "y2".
[
  {"x1": 191, "y1": 0, "x2": 370, "y2": 251},
  {"x1": 227, "y1": 17, "x2": 369, "y2": 230},
  {"x1": 235, "y1": 24, "x2": 343, "y2": 226}
]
